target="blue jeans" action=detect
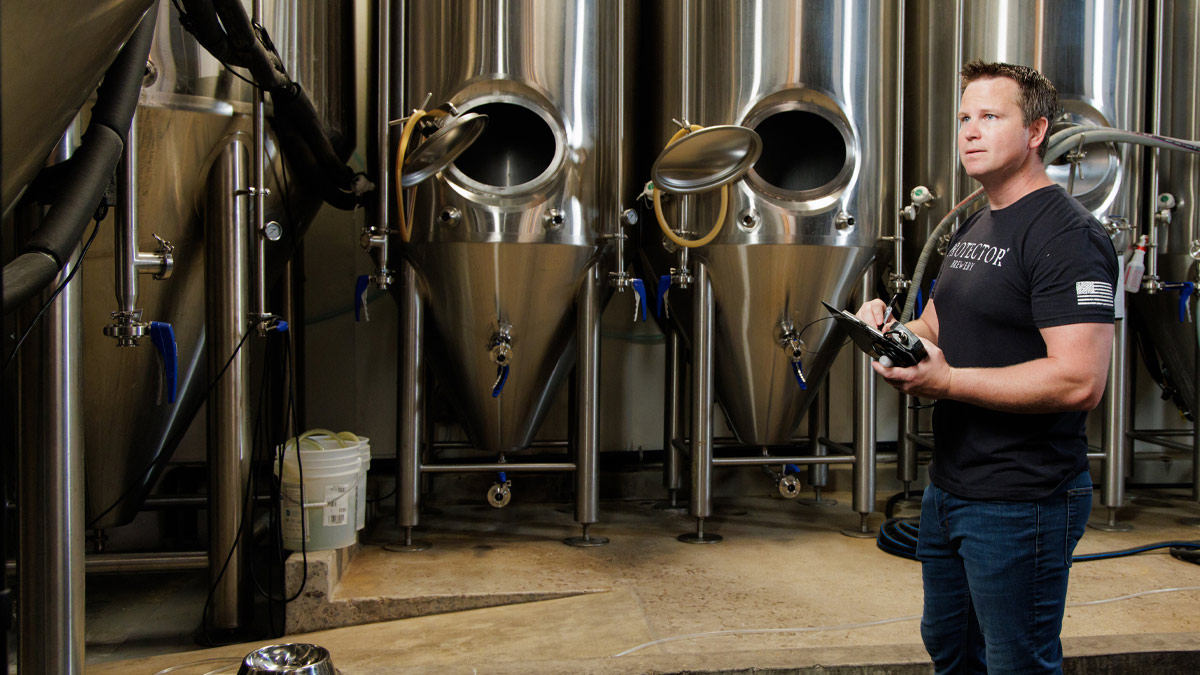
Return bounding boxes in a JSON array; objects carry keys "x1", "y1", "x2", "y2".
[{"x1": 917, "y1": 471, "x2": 1092, "y2": 674}]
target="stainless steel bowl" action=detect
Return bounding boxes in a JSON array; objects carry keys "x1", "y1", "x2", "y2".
[{"x1": 236, "y1": 644, "x2": 338, "y2": 675}]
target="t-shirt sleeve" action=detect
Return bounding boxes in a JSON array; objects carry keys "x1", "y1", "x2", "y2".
[{"x1": 1028, "y1": 224, "x2": 1118, "y2": 327}]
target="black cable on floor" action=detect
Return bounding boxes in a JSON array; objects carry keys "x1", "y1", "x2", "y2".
[{"x1": 876, "y1": 492, "x2": 1200, "y2": 566}]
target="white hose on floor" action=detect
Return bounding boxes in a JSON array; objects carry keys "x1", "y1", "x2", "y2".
[
  {"x1": 612, "y1": 585, "x2": 1200, "y2": 657},
  {"x1": 152, "y1": 656, "x2": 240, "y2": 674}
]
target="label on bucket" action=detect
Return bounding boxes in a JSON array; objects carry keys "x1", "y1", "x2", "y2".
[
  {"x1": 324, "y1": 482, "x2": 354, "y2": 527},
  {"x1": 281, "y1": 483, "x2": 309, "y2": 542}
]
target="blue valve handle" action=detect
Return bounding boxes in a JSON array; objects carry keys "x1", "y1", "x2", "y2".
[
  {"x1": 354, "y1": 274, "x2": 370, "y2": 322},
  {"x1": 1163, "y1": 282, "x2": 1195, "y2": 322},
  {"x1": 784, "y1": 464, "x2": 801, "y2": 475},
  {"x1": 498, "y1": 471, "x2": 508, "y2": 483},
  {"x1": 656, "y1": 274, "x2": 672, "y2": 318},
  {"x1": 631, "y1": 278, "x2": 648, "y2": 322},
  {"x1": 791, "y1": 359, "x2": 807, "y2": 390},
  {"x1": 149, "y1": 321, "x2": 177, "y2": 404},
  {"x1": 492, "y1": 364, "x2": 509, "y2": 398}
]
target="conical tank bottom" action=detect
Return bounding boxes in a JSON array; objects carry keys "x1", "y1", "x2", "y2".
[
  {"x1": 700, "y1": 244, "x2": 873, "y2": 446},
  {"x1": 414, "y1": 242, "x2": 595, "y2": 454},
  {"x1": 1129, "y1": 286, "x2": 1196, "y2": 419}
]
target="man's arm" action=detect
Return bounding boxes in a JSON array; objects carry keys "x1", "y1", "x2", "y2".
[{"x1": 873, "y1": 320, "x2": 1113, "y2": 413}]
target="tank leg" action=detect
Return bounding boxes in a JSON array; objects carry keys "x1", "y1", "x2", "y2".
[
  {"x1": 678, "y1": 264, "x2": 722, "y2": 544},
  {"x1": 843, "y1": 268, "x2": 877, "y2": 538},
  {"x1": 1090, "y1": 318, "x2": 1132, "y2": 532},
  {"x1": 799, "y1": 387, "x2": 837, "y2": 507},
  {"x1": 384, "y1": 261, "x2": 431, "y2": 552},
  {"x1": 656, "y1": 326, "x2": 687, "y2": 512},
  {"x1": 566, "y1": 265, "x2": 608, "y2": 547}
]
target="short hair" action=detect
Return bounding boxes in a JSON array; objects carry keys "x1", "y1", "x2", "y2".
[{"x1": 960, "y1": 60, "x2": 1059, "y2": 158}]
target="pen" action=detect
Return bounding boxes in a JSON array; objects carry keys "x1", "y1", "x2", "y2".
[{"x1": 882, "y1": 304, "x2": 893, "y2": 328}]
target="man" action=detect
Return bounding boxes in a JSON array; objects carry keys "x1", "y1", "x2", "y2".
[{"x1": 858, "y1": 61, "x2": 1118, "y2": 673}]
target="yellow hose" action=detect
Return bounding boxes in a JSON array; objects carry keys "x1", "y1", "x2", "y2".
[
  {"x1": 394, "y1": 110, "x2": 428, "y2": 243},
  {"x1": 653, "y1": 125, "x2": 730, "y2": 249}
]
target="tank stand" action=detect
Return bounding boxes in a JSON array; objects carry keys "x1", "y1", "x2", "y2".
[
  {"x1": 797, "y1": 486, "x2": 838, "y2": 507},
  {"x1": 1180, "y1": 517, "x2": 1200, "y2": 528},
  {"x1": 564, "y1": 523, "x2": 609, "y2": 548},
  {"x1": 654, "y1": 489, "x2": 688, "y2": 512},
  {"x1": 841, "y1": 513, "x2": 876, "y2": 538},
  {"x1": 678, "y1": 518, "x2": 723, "y2": 544},
  {"x1": 382, "y1": 526, "x2": 431, "y2": 553},
  {"x1": 1088, "y1": 507, "x2": 1133, "y2": 532}
]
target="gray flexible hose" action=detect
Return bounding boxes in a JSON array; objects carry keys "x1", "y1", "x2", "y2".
[{"x1": 901, "y1": 126, "x2": 1200, "y2": 323}]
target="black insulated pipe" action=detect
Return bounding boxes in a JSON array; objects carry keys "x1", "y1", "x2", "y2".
[
  {"x1": 178, "y1": 0, "x2": 363, "y2": 210},
  {"x1": 2, "y1": 4, "x2": 159, "y2": 315}
]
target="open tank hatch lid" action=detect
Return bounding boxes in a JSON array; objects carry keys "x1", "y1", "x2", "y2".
[
  {"x1": 651, "y1": 125, "x2": 763, "y2": 195},
  {"x1": 401, "y1": 112, "x2": 489, "y2": 187}
]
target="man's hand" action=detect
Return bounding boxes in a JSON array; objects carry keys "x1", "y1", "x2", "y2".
[
  {"x1": 855, "y1": 299, "x2": 892, "y2": 330},
  {"x1": 872, "y1": 337, "x2": 953, "y2": 399}
]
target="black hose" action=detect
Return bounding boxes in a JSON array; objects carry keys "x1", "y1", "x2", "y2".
[
  {"x1": 2, "y1": 4, "x2": 158, "y2": 315},
  {"x1": 176, "y1": 0, "x2": 364, "y2": 210}
]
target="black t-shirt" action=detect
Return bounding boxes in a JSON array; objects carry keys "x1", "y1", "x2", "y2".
[{"x1": 929, "y1": 185, "x2": 1118, "y2": 500}]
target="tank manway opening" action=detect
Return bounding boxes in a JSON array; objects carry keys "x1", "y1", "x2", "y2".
[
  {"x1": 452, "y1": 102, "x2": 557, "y2": 187},
  {"x1": 751, "y1": 110, "x2": 847, "y2": 195}
]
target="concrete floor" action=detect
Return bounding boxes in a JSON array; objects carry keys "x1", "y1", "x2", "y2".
[{"x1": 87, "y1": 486, "x2": 1200, "y2": 674}]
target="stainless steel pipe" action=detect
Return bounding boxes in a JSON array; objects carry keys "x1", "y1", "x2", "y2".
[
  {"x1": 852, "y1": 268, "x2": 877, "y2": 520},
  {"x1": 689, "y1": 263, "x2": 715, "y2": 522},
  {"x1": 1101, "y1": 317, "x2": 1128, "y2": 510},
  {"x1": 204, "y1": 136, "x2": 252, "y2": 630},
  {"x1": 574, "y1": 264, "x2": 602, "y2": 526},
  {"x1": 713, "y1": 456, "x2": 855, "y2": 467},
  {"x1": 397, "y1": 260, "x2": 424, "y2": 529},
  {"x1": 419, "y1": 463, "x2": 575, "y2": 473},
  {"x1": 663, "y1": 326, "x2": 684, "y2": 494},
  {"x1": 19, "y1": 244, "x2": 86, "y2": 675}
]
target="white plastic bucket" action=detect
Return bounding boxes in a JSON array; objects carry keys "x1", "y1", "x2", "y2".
[
  {"x1": 277, "y1": 435, "x2": 360, "y2": 551},
  {"x1": 305, "y1": 432, "x2": 371, "y2": 530}
]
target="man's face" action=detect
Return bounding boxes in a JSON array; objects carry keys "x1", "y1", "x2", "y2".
[{"x1": 957, "y1": 77, "x2": 1041, "y2": 183}]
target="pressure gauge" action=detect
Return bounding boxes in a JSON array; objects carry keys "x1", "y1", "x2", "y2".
[{"x1": 262, "y1": 220, "x2": 283, "y2": 242}]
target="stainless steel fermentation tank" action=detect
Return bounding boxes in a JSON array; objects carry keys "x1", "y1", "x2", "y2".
[
  {"x1": 393, "y1": 0, "x2": 637, "y2": 547},
  {"x1": 901, "y1": 0, "x2": 1145, "y2": 527},
  {"x1": 647, "y1": 0, "x2": 902, "y2": 540},
  {"x1": 1130, "y1": 0, "x2": 1200, "y2": 502}
]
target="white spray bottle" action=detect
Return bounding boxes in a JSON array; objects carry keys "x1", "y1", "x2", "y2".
[{"x1": 1124, "y1": 234, "x2": 1148, "y2": 293}]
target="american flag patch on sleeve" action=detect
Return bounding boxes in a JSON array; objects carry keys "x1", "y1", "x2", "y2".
[{"x1": 1076, "y1": 281, "x2": 1115, "y2": 307}]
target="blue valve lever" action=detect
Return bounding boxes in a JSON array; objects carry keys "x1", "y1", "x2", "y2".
[
  {"x1": 492, "y1": 364, "x2": 509, "y2": 398},
  {"x1": 354, "y1": 274, "x2": 370, "y2": 322},
  {"x1": 1163, "y1": 282, "x2": 1195, "y2": 323},
  {"x1": 149, "y1": 321, "x2": 177, "y2": 404},
  {"x1": 656, "y1": 275, "x2": 672, "y2": 319},
  {"x1": 630, "y1": 278, "x2": 648, "y2": 322}
]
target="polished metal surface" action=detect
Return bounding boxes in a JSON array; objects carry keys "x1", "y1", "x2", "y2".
[
  {"x1": 689, "y1": 264, "x2": 715, "y2": 522},
  {"x1": 403, "y1": 0, "x2": 637, "y2": 458},
  {"x1": 574, "y1": 265, "x2": 602, "y2": 527},
  {"x1": 81, "y1": 0, "x2": 352, "y2": 528},
  {"x1": 652, "y1": 125, "x2": 763, "y2": 195},
  {"x1": 19, "y1": 246, "x2": 86, "y2": 675},
  {"x1": 903, "y1": 0, "x2": 1144, "y2": 275},
  {"x1": 401, "y1": 112, "x2": 489, "y2": 187},
  {"x1": 649, "y1": 0, "x2": 902, "y2": 447},
  {"x1": 0, "y1": 0, "x2": 155, "y2": 215},
  {"x1": 205, "y1": 137, "x2": 252, "y2": 630},
  {"x1": 1129, "y1": 0, "x2": 1200, "y2": 418},
  {"x1": 396, "y1": 261, "x2": 424, "y2": 530},
  {"x1": 1101, "y1": 318, "x2": 1129, "y2": 510},
  {"x1": 852, "y1": 271, "x2": 877, "y2": 520},
  {"x1": 239, "y1": 643, "x2": 336, "y2": 675},
  {"x1": 957, "y1": 0, "x2": 1146, "y2": 220},
  {"x1": 663, "y1": 328, "x2": 685, "y2": 494}
]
